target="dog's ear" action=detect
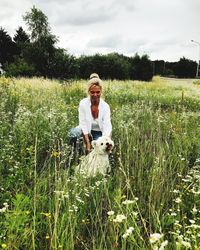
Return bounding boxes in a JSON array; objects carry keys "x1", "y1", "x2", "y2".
[{"x1": 91, "y1": 140, "x2": 97, "y2": 148}]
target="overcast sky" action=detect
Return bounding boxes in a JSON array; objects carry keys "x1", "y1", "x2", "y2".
[{"x1": 1, "y1": 0, "x2": 200, "y2": 62}]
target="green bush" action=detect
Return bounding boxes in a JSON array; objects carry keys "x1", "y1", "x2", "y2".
[{"x1": 5, "y1": 59, "x2": 36, "y2": 77}]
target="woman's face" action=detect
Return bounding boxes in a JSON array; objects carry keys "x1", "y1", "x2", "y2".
[{"x1": 89, "y1": 85, "x2": 101, "y2": 102}]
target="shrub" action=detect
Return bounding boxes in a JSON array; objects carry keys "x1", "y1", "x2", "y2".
[{"x1": 5, "y1": 59, "x2": 36, "y2": 77}]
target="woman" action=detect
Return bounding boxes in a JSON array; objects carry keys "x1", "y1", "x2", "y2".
[
  {"x1": 68, "y1": 73, "x2": 112, "y2": 154},
  {"x1": 79, "y1": 73, "x2": 112, "y2": 154}
]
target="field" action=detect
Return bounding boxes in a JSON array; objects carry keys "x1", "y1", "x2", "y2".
[{"x1": 0, "y1": 76, "x2": 200, "y2": 250}]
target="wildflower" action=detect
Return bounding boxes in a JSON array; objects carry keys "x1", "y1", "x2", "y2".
[
  {"x1": 159, "y1": 240, "x2": 168, "y2": 250},
  {"x1": 174, "y1": 220, "x2": 182, "y2": 229},
  {"x1": 122, "y1": 227, "x2": 134, "y2": 239},
  {"x1": 126, "y1": 227, "x2": 134, "y2": 234},
  {"x1": 3, "y1": 203, "x2": 8, "y2": 208},
  {"x1": 172, "y1": 189, "x2": 180, "y2": 193},
  {"x1": 1, "y1": 243, "x2": 7, "y2": 249},
  {"x1": 95, "y1": 181, "x2": 101, "y2": 186},
  {"x1": 149, "y1": 233, "x2": 163, "y2": 244},
  {"x1": 132, "y1": 211, "x2": 138, "y2": 217},
  {"x1": 76, "y1": 196, "x2": 84, "y2": 204},
  {"x1": 113, "y1": 214, "x2": 126, "y2": 223},
  {"x1": 51, "y1": 150, "x2": 61, "y2": 157},
  {"x1": 102, "y1": 178, "x2": 107, "y2": 183},
  {"x1": 41, "y1": 212, "x2": 51, "y2": 218},
  {"x1": 190, "y1": 189, "x2": 200, "y2": 194},
  {"x1": 0, "y1": 207, "x2": 7, "y2": 213},
  {"x1": 107, "y1": 211, "x2": 115, "y2": 216},
  {"x1": 122, "y1": 199, "x2": 134, "y2": 205},
  {"x1": 122, "y1": 233, "x2": 129, "y2": 239},
  {"x1": 63, "y1": 194, "x2": 69, "y2": 199},
  {"x1": 171, "y1": 212, "x2": 177, "y2": 216},
  {"x1": 186, "y1": 229, "x2": 192, "y2": 234},
  {"x1": 182, "y1": 178, "x2": 191, "y2": 183},
  {"x1": 190, "y1": 224, "x2": 200, "y2": 229},
  {"x1": 175, "y1": 197, "x2": 182, "y2": 203},
  {"x1": 54, "y1": 190, "x2": 64, "y2": 195},
  {"x1": 0, "y1": 202, "x2": 9, "y2": 213},
  {"x1": 72, "y1": 205, "x2": 78, "y2": 211},
  {"x1": 181, "y1": 241, "x2": 191, "y2": 248}
]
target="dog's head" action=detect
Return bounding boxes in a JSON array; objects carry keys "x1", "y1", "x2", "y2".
[{"x1": 91, "y1": 136, "x2": 114, "y2": 154}]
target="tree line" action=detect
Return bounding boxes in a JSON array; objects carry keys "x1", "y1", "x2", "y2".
[{"x1": 0, "y1": 6, "x2": 198, "y2": 81}]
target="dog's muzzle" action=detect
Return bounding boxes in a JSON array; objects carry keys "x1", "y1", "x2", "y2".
[{"x1": 105, "y1": 142, "x2": 113, "y2": 152}]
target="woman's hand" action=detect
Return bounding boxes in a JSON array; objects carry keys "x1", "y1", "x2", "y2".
[
  {"x1": 85, "y1": 141, "x2": 91, "y2": 155},
  {"x1": 83, "y1": 134, "x2": 91, "y2": 155}
]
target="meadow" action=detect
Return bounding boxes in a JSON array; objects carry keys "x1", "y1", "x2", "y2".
[{"x1": 0, "y1": 76, "x2": 200, "y2": 250}]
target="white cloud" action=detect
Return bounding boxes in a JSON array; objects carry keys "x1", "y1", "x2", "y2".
[{"x1": 0, "y1": 0, "x2": 200, "y2": 61}]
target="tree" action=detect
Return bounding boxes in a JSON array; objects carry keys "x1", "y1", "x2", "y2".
[
  {"x1": 49, "y1": 48, "x2": 79, "y2": 79},
  {"x1": 174, "y1": 57, "x2": 196, "y2": 78},
  {"x1": 13, "y1": 26, "x2": 30, "y2": 58},
  {"x1": 152, "y1": 60, "x2": 166, "y2": 76},
  {"x1": 22, "y1": 6, "x2": 59, "y2": 77},
  {"x1": 13, "y1": 26, "x2": 30, "y2": 44},
  {"x1": 104, "y1": 53, "x2": 130, "y2": 80},
  {"x1": 0, "y1": 27, "x2": 16, "y2": 68},
  {"x1": 78, "y1": 53, "x2": 131, "y2": 80},
  {"x1": 23, "y1": 6, "x2": 55, "y2": 42},
  {"x1": 22, "y1": 35, "x2": 56, "y2": 77},
  {"x1": 130, "y1": 54, "x2": 153, "y2": 81},
  {"x1": 78, "y1": 54, "x2": 104, "y2": 79}
]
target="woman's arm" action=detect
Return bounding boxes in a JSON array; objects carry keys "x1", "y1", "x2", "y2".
[
  {"x1": 102, "y1": 104, "x2": 112, "y2": 137},
  {"x1": 83, "y1": 134, "x2": 91, "y2": 154},
  {"x1": 78, "y1": 101, "x2": 89, "y2": 135},
  {"x1": 79, "y1": 100, "x2": 91, "y2": 154}
]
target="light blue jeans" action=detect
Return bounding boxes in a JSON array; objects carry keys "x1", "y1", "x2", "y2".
[
  {"x1": 68, "y1": 127, "x2": 82, "y2": 139},
  {"x1": 68, "y1": 127, "x2": 102, "y2": 141}
]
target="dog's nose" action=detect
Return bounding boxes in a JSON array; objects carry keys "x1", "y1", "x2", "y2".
[{"x1": 106, "y1": 142, "x2": 109, "y2": 146}]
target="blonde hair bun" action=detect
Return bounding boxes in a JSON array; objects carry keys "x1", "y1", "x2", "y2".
[
  {"x1": 89, "y1": 73, "x2": 100, "y2": 80},
  {"x1": 88, "y1": 73, "x2": 102, "y2": 91}
]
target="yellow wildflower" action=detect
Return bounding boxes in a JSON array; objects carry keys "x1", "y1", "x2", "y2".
[
  {"x1": 51, "y1": 151, "x2": 61, "y2": 157},
  {"x1": 1, "y1": 243, "x2": 7, "y2": 249},
  {"x1": 41, "y1": 212, "x2": 51, "y2": 218}
]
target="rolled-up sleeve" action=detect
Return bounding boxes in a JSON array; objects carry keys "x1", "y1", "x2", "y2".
[
  {"x1": 102, "y1": 104, "x2": 112, "y2": 136},
  {"x1": 79, "y1": 101, "x2": 89, "y2": 135}
]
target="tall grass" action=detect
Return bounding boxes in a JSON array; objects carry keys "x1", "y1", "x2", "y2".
[{"x1": 0, "y1": 76, "x2": 200, "y2": 249}]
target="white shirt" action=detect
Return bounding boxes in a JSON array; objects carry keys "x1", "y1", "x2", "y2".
[{"x1": 78, "y1": 97, "x2": 112, "y2": 136}]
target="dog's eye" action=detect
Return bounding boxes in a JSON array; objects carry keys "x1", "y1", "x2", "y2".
[{"x1": 101, "y1": 143, "x2": 103, "y2": 145}]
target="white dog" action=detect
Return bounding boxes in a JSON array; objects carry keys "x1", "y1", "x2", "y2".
[{"x1": 75, "y1": 136, "x2": 114, "y2": 177}]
